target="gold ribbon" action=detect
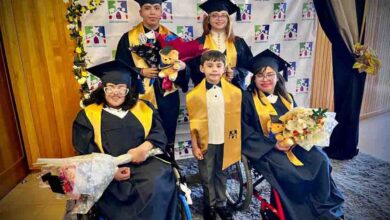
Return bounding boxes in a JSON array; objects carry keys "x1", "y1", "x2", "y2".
[
  {"x1": 128, "y1": 23, "x2": 170, "y2": 108},
  {"x1": 84, "y1": 102, "x2": 153, "y2": 153},
  {"x1": 252, "y1": 91, "x2": 304, "y2": 166},
  {"x1": 203, "y1": 34, "x2": 237, "y2": 68},
  {"x1": 186, "y1": 78, "x2": 242, "y2": 169}
]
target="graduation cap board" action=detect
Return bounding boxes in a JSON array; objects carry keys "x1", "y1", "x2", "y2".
[
  {"x1": 87, "y1": 59, "x2": 144, "y2": 93},
  {"x1": 249, "y1": 49, "x2": 291, "y2": 81},
  {"x1": 134, "y1": 0, "x2": 167, "y2": 6},
  {"x1": 199, "y1": 0, "x2": 241, "y2": 21}
]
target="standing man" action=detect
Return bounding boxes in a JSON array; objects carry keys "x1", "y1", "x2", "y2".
[{"x1": 115, "y1": 0, "x2": 189, "y2": 159}]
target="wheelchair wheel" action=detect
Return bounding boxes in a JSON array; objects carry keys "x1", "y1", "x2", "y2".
[
  {"x1": 178, "y1": 193, "x2": 192, "y2": 220},
  {"x1": 225, "y1": 155, "x2": 253, "y2": 210}
]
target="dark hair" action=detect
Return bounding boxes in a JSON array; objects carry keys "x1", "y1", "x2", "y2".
[
  {"x1": 200, "y1": 50, "x2": 226, "y2": 66},
  {"x1": 83, "y1": 85, "x2": 139, "y2": 109},
  {"x1": 248, "y1": 67, "x2": 292, "y2": 104}
]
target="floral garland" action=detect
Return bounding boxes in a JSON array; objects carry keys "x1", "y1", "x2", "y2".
[
  {"x1": 65, "y1": 0, "x2": 103, "y2": 102},
  {"x1": 353, "y1": 43, "x2": 381, "y2": 76}
]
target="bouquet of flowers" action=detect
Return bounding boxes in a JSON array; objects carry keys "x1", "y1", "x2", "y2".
[
  {"x1": 36, "y1": 148, "x2": 163, "y2": 214},
  {"x1": 156, "y1": 33, "x2": 206, "y2": 62},
  {"x1": 277, "y1": 107, "x2": 338, "y2": 151}
]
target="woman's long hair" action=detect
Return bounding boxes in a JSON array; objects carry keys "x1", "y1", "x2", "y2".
[
  {"x1": 83, "y1": 84, "x2": 139, "y2": 109},
  {"x1": 248, "y1": 67, "x2": 292, "y2": 104},
  {"x1": 202, "y1": 14, "x2": 235, "y2": 42}
]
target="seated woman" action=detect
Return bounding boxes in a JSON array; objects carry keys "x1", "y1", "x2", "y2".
[
  {"x1": 72, "y1": 59, "x2": 179, "y2": 220},
  {"x1": 242, "y1": 49, "x2": 344, "y2": 220}
]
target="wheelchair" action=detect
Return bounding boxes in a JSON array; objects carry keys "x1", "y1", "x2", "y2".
[
  {"x1": 73, "y1": 155, "x2": 192, "y2": 220},
  {"x1": 225, "y1": 155, "x2": 285, "y2": 220}
]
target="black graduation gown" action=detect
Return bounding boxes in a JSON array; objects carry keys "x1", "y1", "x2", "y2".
[
  {"x1": 241, "y1": 91, "x2": 344, "y2": 220},
  {"x1": 115, "y1": 31, "x2": 190, "y2": 144},
  {"x1": 187, "y1": 35, "x2": 253, "y2": 89},
  {"x1": 72, "y1": 103, "x2": 179, "y2": 220}
]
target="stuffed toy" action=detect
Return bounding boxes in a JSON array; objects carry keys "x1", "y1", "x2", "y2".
[
  {"x1": 268, "y1": 115, "x2": 295, "y2": 149},
  {"x1": 158, "y1": 46, "x2": 180, "y2": 96}
]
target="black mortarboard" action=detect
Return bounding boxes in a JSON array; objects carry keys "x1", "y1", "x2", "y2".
[
  {"x1": 249, "y1": 49, "x2": 291, "y2": 81},
  {"x1": 199, "y1": 0, "x2": 241, "y2": 21},
  {"x1": 134, "y1": 0, "x2": 167, "y2": 6},
  {"x1": 87, "y1": 59, "x2": 144, "y2": 93}
]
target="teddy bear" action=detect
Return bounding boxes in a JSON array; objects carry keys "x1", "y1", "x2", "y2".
[
  {"x1": 268, "y1": 115, "x2": 295, "y2": 149},
  {"x1": 158, "y1": 46, "x2": 180, "y2": 96},
  {"x1": 268, "y1": 115, "x2": 303, "y2": 166}
]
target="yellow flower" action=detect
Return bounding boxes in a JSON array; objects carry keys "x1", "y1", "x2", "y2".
[
  {"x1": 79, "y1": 31, "x2": 83, "y2": 37},
  {"x1": 81, "y1": 71, "x2": 88, "y2": 77},
  {"x1": 78, "y1": 77, "x2": 87, "y2": 85},
  {"x1": 81, "y1": 7, "x2": 87, "y2": 13},
  {"x1": 75, "y1": 47, "x2": 82, "y2": 54},
  {"x1": 95, "y1": 0, "x2": 101, "y2": 4}
]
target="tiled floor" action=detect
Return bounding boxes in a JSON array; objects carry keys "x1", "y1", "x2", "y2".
[{"x1": 1, "y1": 112, "x2": 389, "y2": 219}]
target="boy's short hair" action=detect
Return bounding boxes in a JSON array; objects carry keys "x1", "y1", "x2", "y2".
[{"x1": 200, "y1": 50, "x2": 226, "y2": 66}]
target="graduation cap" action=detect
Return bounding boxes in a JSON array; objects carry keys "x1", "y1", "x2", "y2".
[
  {"x1": 134, "y1": 0, "x2": 167, "y2": 6},
  {"x1": 249, "y1": 49, "x2": 291, "y2": 81},
  {"x1": 87, "y1": 59, "x2": 144, "y2": 93},
  {"x1": 199, "y1": 0, "x2": 241, "y2": 21}
]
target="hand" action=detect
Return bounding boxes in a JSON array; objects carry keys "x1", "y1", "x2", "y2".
[
  {"x1": 141, "y1": 68, "x2": 159, "y2": 78},
  {"x1": 114, "y1": 167, "x2": 131, "y2": 181},
  {"x1": 275, "y1": 138, "x2": 295, "y2": 152},
  {"x1": 128, "y1": 141, "x2": 153, "y2": 164},
  {"x1": 192, "y1": 146, "x2": 204, "y2": 160},
  {"x1": 225, "y1": 67, "x2": 234, "y2": 82},
  {"x1": 178, "y1": 60, "x2": 186, "y2": 71}
]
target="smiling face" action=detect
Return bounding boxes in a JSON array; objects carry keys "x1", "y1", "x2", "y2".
[
  {"x1": 139, "y1": 3, "x2": 162, "y2": 29},
  {"x1": 200, "y1": 60, "x2": 225, "y2": 84},
  {"x1": 208, "y1": 11, "x2": 229, "y2": 31},
  {"x1": 104, "y1": 83, "x2": 128, "y2": 108},
  {"x1": 254, "y1": 66, "x2": 278, "y2": 94}
]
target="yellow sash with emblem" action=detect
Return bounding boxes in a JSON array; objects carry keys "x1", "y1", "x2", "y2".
[
  {"x1": 203, "y1": 34, "x2": 237, "y2": 68},
  {"x1": 84, "y1": 101, "x2": 153, "y2": 153},
  {"x1": 128, "y1": 23, "x2": 170, "y2": 108},
  {"x1": 252, "y1": 90, "x2": 304, "y2": 166},
  {"x1": 186, "y1": 78, "x2": 241, "y2": 170}
]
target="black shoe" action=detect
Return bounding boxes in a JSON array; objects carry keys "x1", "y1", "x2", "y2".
[
  {"x1": 203, "y1": 206, "x2": 216, "y2": 220},
  {"x1": 215, "y1": 206, "x2": 233, "y2": 220}
]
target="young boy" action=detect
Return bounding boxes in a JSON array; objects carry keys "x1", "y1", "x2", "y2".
[{"x1": 186, "y1": 50, "x2": 242, "y2": 220}]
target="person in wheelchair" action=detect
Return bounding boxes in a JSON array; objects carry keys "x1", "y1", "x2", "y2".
[
  {"x1": 241, "y1": 49, "x2": 345, "y2": 220},
  {"x1": 187, "y1": 50, "x2": 242, "y2": 220},
  {"x1": 72, "y1": 59, "x2": 179, "y2": 220}
]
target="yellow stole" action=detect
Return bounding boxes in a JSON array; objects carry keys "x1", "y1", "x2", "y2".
[
  {"x1": 204, "y1": 34, "x2": 237, "y2": 68},
  {"x1": 252, "y1": 91, "x2": 304, "y2": 166},
  {"x1": 84, "y1": 101, "x2": 153, "y2": 153},
  {"x1": 186, "y1": 78, "x2": 241, "y2": 170},
  {"x1": 128, "y1": 23, "x2": 170, "y2": 108}
]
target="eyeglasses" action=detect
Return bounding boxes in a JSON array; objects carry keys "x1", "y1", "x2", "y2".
[
  {"x1": 255, "y1": 73, "x2": 277, "y2": 80},
  {"x1": 103, "y1": 86, "x2": 129, "y2": 96},
  {"x1": 209, "y1": 13, "x2": 229, "y2": 20}
]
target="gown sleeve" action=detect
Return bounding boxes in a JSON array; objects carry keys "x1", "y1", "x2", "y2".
[
  {"x1": 231, "y1": 37, "x2": 253, "y2": 90},
  {"x1": 173, "y1": 65, "x2": 190, "y2": 93},
  {"x1": 185, "y1": 36, "x2": 205, "y2": 86},
  {"x1": 115, "y1": 32, "x2": 132, "y2": 65},
  {"x1": 241, "y1": 92, "x2": 275, "y2": 160},
  {"x1": 72, "y1": 110, "x2": 99, "y2": 155},
  {"x1": 143, "y1": 101, "x2": 168, "y2": 151}
]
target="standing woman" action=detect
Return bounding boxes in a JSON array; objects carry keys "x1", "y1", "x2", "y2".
[
  {"x1": 242, "y1": 49, "x2": 344, "y2": 220},
  {"x1": 73, "y1": 59, "x2": 179, "y2": 220},
  {"x1": 188, "y1": 0, "x2": 253, "y2": 89}
]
